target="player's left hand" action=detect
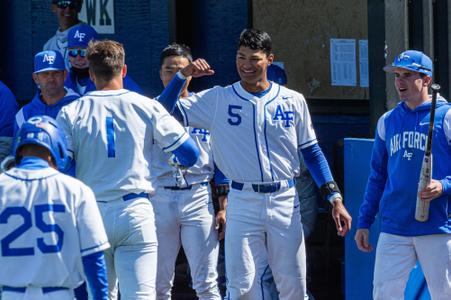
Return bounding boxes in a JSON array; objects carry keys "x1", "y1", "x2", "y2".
[
  {"x1": 419, "y1": 179, "x2": 443, "y2": 202},
  {"x1": 331, "y1": 198, "x2": 352, "y2": 237},
  {"x1": 215, "y1": 209, "x2": 226, "y2": 240}
]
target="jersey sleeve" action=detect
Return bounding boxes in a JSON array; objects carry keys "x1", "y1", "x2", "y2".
[
  {"x1": 56, "y1": 106, "x2": 75, "y2": 159},
  {"x1": 151, "y1": 101, "x2": 190, "y2": 152},
  {"x1": 357, "y1": 116, "x2": 388, "y2": 229},
  {"x1": 76, "y1": 184, "x2": 110, "y2": 256},
  {"x1": 178, "y1": 87, "x2": 219, "y2": 130},
  {"x1": 295, "y1": 93, "x2": 317, "y2": 149}
]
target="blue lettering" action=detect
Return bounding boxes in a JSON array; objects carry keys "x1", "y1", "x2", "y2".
[
  {"x1": 228, "y1": 105, "x2": 242, "y2": 126},
  {"x1": 273, "y1": 105, "x2": 294, "y2": 127},
  {"x1": 191, "y1": 128, "x2": 210, "y2": 142}
]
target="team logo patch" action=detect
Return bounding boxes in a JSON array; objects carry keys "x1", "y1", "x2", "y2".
[{"x1": 273, "y1": 105, "x2": 294, "y2": 127}]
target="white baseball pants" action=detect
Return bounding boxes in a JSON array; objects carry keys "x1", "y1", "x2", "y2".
[
  {"x1": 99, "y1": 196, "x2": 157, "y2": 300},
  {"x1": 225, "y1": 186, "x2": 307, "y2": 300},
  {"x1": 152, "y1": 183, "x2": 220, "y2": 300},
  {"x1": 373, "y1": 232, "x2": 451, "y2": 300}
]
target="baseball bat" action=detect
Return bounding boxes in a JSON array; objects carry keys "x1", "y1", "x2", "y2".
[{"x1": 415, "y1": 83, "x2": 440, "y2": 222}]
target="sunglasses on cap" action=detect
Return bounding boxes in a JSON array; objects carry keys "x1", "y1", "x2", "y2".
[
  {"x1": 55, "y1": 1, "x2": 81, "y2": 10},
  {"x1": 68, "y1": 48, "x2": 87, "y2": 58}
]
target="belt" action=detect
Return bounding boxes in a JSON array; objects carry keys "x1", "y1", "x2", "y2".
[
  {"x1": 163, "y1": 181, "x2": 209, "y2": 191},
  {"x1": 2, "y1": 286, "x2": 69, "y2": 293},
  {"x1": 122, "y1": 192, "x2": 150, "y2": 201},
  {"x1": 231, "y1": 179, "x2": 295, "y2": 193}
]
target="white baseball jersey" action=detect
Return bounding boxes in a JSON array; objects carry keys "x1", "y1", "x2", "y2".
[
  {"x1": 0, "y1": 166, "x2": 109, "y2": 288},
  {"x1": 179, "y1": 82, "x2": 317, "y2": 182},
  {"x1": 57, "y1": 89, "x2": 189, "y2": 202}
]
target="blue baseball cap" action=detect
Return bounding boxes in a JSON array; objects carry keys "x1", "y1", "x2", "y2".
[
  {"x1": 383, "y1": 50, "x2": 433, "y2": 76},
  {"x1": 34, "y1": 50, "x2": 65, "y2": 74},
  {"x1": 267, "y1": 64, "x2": 287, "y2": 85},
  {"x1": 68, "y1": 24, "x2": 98, "y2": 48}
]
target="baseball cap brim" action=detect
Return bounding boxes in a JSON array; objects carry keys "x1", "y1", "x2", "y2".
[
  {"x1": 383, "y1": 65, "x2": 432, "y2": 76},
  {"x1": 34, "y1": 67, "x2": 65, "y2": 74}
]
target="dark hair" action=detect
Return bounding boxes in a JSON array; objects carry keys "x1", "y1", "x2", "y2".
[
  {"x1": 160, "y1": 43, "x2": 193, "y2": 66},
  {"x1": 86, "y1": 40, "x2": 124, "y2": 82},
  {"x1": 238, "y1": 28, "x2": 272, "y2": 56}
]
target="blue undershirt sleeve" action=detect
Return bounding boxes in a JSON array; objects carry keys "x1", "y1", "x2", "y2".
[
  {"x1": 82, "y1": 251, "x2": 108, "y2": 300},
  {"x1": 171, "y1": 137, "x2": 200, "y2": 168},
  {"x1": 158, "y1": 72, "x2": 187, "y2": 114},
  {"x1": 300, "y1": 143, "x2": 334, "y2": 187},
  {"x1": 214, "y1": 163, "x2": 230, "y2": 185}
]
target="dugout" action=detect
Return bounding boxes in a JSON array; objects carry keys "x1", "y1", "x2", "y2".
[{"x1": 0, "y1": 0, "x2": 449, "y2": 299}]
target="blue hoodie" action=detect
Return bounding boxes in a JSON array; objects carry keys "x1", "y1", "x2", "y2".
[
  {"x1": 358, "y1": 97, "x2": 451, "y2": 236},
  {"x1": 12, "y1": 88, "x2": 79, "y2": 176},
  {"x1": 13, "y1": 88, "x2": 80, "y2": 136},
  {"x1": 0, "y1": 81, "x2": 18, "y2": 137}
]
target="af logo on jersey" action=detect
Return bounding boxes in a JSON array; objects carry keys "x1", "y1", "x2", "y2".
[
  {"x1": 273, "y1": 105, "x2": 294, "y2": 127},
  {"x1": 191, "y1": 128, "x2": 210, "y2": 142},
  {"x1": 73, "y1": 30, "x2": 86, "y2": 42}
]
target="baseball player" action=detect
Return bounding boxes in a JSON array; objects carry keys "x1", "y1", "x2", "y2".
[
  {"x1": 151, "y1": 43, "x2": 227, "y2": 299},
  {"x1": 158, "y1": 28, "x2": 352, "y2": 300},
  {"x1": 65, "y1": 24, "x2": 143, "y2": 95},
  {"x1": 0, "y1": 81, "x2": 18, "y2": 162},
  {"x1": 44, "y1": 0, "x2": 84, "y2": 70},
  {"x1": 0, "y1": 115, "x2": 109, "y2": 300},
  {"x1": 355, "y1": 50, "x2": 451, "y2": 300},
  {"x1": 56, "y1": 39, "x2": 200, "y2": 299}
]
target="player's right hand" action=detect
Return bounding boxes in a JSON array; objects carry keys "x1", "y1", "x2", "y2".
[
  {"x1": 354, "y1": 228, "x2": 373, "y2": 252},
  {"x1": 215, "y1": 209, "x2": 226, "y2": 240},
  {"x1": 181, "y1": 58, "x2": 215, "y2": 78}
]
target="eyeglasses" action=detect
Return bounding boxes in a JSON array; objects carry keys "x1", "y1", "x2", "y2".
[
  {"x1": 68, "y1": 49, "x2": 87, "y2": 58},
  {"x1": 55, "y1": 1, "x2": 81, "y2": 10}
]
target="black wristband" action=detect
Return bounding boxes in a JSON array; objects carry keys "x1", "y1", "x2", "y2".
[
  {"x1": 320, "y1": 181, "x2": 341, "y2": 200},
  {"x1": 215, "y1": 184, "x2": 230, "y2": 197}
]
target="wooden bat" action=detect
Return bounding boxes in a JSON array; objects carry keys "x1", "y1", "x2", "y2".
[{"x1": 415, "y1": 83, "x2": 440, "y2": 222}]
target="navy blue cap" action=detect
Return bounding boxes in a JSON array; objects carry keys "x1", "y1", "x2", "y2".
[
  {"x1": 34, "y1": 51, "x2": 65, "y2": 74},
  {"x1": 383, "y1": 50, "x2": 433, "y2": 76},
  {"x1": 68, "y1": 24, "x2": 99, "y2": 48},
  {"x1": 267, "y1": 64, "x2": 287, "y2": 85}
]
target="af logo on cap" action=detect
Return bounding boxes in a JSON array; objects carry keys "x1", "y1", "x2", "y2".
[
  {"x1": 43, "y1": 54, "x2": 56, "y2": 64},
  {"x1": 74, "y1": 30, "x2": 86, "y2": 42}
]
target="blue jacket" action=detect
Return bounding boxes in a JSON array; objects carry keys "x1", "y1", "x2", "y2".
[
  {"x1": 13, "y1": 88, "x2": 80, "y2": 136},
  {"x1": 65, "y1": 70, "x2": 143, "y2": 95},
  {"x1": 0, "y1": 81, "x2": 18, "y2": 137},
  {"x1": 358, "y1": 98, "x2": 451, "y2": 236},
  {"x1": 13, "y1": 88, "x2": 79, "y2": 177}
]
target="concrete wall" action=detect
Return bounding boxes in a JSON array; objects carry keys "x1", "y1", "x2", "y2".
[{"x1": 252, "y1": 0, "x2": 368, "y2": 100}]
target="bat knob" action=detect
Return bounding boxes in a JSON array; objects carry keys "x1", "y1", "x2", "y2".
[{"x1": 431, "y1": 83, "x2": 441, "y2": 92}]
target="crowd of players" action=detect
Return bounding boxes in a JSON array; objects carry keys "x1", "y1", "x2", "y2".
[
  {"x1": 1, "y1": 1, "x2": 450, "y2": 300},
  {"x1": 0, "y1": 1, "x2": 353, "y2": 299}
]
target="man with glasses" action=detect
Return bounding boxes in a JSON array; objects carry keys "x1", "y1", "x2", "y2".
[
  {"x1": 65, "y1": 23, "x2": 143, "y2": 95},
  {"x1": 44, "y1": 0, "x2": 84, "y2": 70}
]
